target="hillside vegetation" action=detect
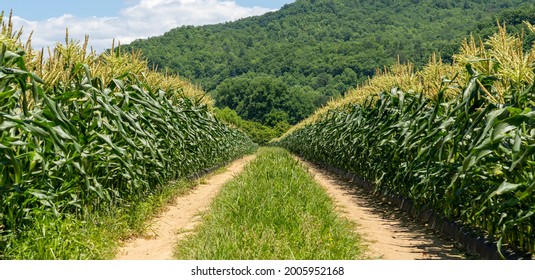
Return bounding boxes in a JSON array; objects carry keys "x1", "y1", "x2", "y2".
[{"x1": 123, "y1": 0, "x2": 534, "y2": 129}]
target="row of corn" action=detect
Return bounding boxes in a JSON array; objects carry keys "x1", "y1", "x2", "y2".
[
  {"x1": 276, "y1": 25, "x2": 535, "y2": 256},
  {"x1": 0, "y1": 13, "x2": 256, "y2": 257}
]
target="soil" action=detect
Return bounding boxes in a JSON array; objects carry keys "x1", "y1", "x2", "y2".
[
  {"x1": 296, "y1": 157, "x2": 470, "y2": 260},
  {"x1": 115, "y1": 154, "x2": 256, "y2": 260}
]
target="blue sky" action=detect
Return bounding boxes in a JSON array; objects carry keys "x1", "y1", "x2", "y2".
[
  {"x1": 2, "y1": 1, "x2": 127, "y2": 20},
  {"x1": 2, "y1": 1, "x2": 294, "y2": 20},
  {"x1": 1, "y1": 0, "x2": 295, "y2": 52}
]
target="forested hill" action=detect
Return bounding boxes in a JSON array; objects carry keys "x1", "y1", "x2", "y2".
[{"x1": 122, "y1": 0, "x2": 534, "y2": 127}]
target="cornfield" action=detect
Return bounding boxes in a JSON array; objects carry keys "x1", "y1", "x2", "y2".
[
  {"x1": 277, "y1": 24, "x2": 535, "y2": 256},
  {"x1": 0, "y1": 13, "x2": 255, "y2": 258}
]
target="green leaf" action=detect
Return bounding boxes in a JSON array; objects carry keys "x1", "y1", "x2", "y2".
[
  {"x1": 491, "y1": 123, "x2": 516, "y2": 142},
  {"x1": 51, "y1": 126, "x2": 73, "y2": 140},
  {"x1": 496, "y1": 181, "x2": 521, "y2": 195}
]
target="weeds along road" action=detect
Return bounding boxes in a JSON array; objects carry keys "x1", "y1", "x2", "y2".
[{"x1": 116, "y1": 148, "x2": 468, "y2": 260}]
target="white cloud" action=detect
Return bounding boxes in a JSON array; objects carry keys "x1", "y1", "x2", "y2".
[{"x1": 10, "y1": 0, "x2": 272, "y2": 52}]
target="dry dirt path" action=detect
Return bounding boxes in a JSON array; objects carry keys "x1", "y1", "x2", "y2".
[
  {"x1": 297, "y1": 157, "x2": 469, "y2": 260},
  {"x1": 115, "y1": 151, "x2": 467, "y2": 260},
  {"x1": 115, "y1": 154, "x2": 256, "y2": 260}
]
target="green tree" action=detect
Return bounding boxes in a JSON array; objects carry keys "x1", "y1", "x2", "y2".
[{"x1": 122, "y1": 0, "x2": 534, "y2": 122}]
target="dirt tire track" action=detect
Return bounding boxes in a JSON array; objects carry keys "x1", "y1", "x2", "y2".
[
  {"x1": 296, "y1": 157, "x2": 469, "y2": 260},
  {"x1": 115, "y1": 154, "x2": 256, "y2": 260}
]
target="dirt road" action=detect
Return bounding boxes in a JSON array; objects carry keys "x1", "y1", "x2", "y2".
[
  {"x1": 297, "y1": 158, "x2": 468, "y2": 260},
  {"x1": 115, "y1": 155, "x2": 256, "y2": 260},
  {"x1": 115, "y1": 151, "x2": 468, "y2": 260}
]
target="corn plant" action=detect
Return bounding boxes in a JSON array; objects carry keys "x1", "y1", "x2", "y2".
[
  {"x1": 277, "y1": 27, "x2": 535, "y2": 256},
  {"x1": 0, "y1": 31, "x2": 255, "y2": 258}
]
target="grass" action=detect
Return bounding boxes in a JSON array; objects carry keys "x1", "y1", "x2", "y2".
[
  {"x1": 3, "y1": 173, "x2": 213, "y2": 260},
  {"x1": 175, "y1": 147, "x2": 365, "y2": 260}
]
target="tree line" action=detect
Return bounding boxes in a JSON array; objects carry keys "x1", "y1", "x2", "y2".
[{"x1": 122, "y1": 0, "x2": 535, "y2": 143}]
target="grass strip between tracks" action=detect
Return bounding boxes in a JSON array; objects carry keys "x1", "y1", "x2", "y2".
[{"x1": 175, "y1": 147, "x2": 365, "y2": 260}]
